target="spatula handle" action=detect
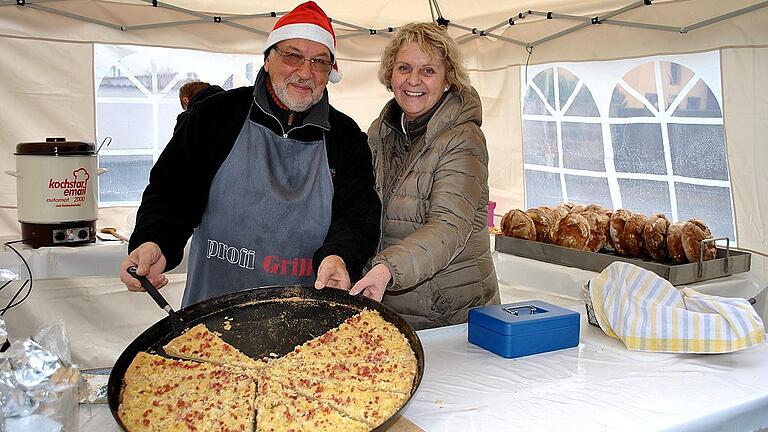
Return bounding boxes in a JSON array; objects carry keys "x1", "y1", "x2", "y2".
[{"x1": 127, "y1": 266, "x2": 171, "y2": 310}]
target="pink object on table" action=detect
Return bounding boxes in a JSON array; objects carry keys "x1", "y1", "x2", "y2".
[{"x1": 487, "y1": 201, "x2": 497, "y2": 227}]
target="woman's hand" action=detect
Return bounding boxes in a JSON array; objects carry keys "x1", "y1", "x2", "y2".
[
  {"x1": 349, "y1": 264, "x2": 391, "y2": 302},
  {"x1": 314, "y1": 255, "x2": 351, "y2": 290}
]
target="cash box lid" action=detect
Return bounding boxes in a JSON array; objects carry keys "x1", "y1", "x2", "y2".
[{"x1": 468, "y1": 300, "x2": 579, "y2": 336}]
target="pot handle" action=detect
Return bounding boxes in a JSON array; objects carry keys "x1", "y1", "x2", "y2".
[
  {"x1": 3, "y1": 170, "x2": 19, "y2": 178},
  {"x1": 96, "y1": 168, "x2": 108, "y2": 176}
]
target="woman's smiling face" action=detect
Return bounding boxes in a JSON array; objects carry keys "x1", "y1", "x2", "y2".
[{"x1": 391, "y1": 42, "x2": 448, "y2": 121}]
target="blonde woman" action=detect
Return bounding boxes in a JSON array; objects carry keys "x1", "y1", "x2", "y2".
[{"x1": 350, "y1": 22, "x2": 500, "y2": 329}]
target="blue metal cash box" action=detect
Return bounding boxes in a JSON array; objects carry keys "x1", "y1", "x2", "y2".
[{"x1": 468, "y1": 300, "x2": 580, "y2": 358}]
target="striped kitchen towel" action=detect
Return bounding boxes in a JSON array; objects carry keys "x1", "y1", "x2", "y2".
[{"x1": 588, "y1": 261, "x2": 765, "y2": 353}]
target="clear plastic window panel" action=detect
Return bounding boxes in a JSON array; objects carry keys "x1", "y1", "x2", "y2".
[
  {"x1": 94, "y1": 44, "x2": 258, "y2": 205},
  {"x1": 96, "y1": 102, "x2": 153, "y2": 150},
  {"x1": 617, "y1": 178, "x2": 672, "y2": 217},
  {"x1": 98, "y1": 155, "x2": 153, "y2": 203},
  {"x1": 610, "y1": 123, "x2": 665, "y2": 174},
  {"x1": 675, "y1": 183, "x2": 735, "y2": 241},
  {"x1": 668, "y1": 124, "x2": 728, "y2": 180},
  {"x1": 524, "y1": 170, "x2": 562, "y2": 209},
  {"x1": 561, "y1": 122, "x2": 604, "y2": 171},
  {"x1": 521, "y1": 52, "x2": 734, "y2": 242},
  {"x1": 523, "y1": 120, "x2": 558, "y2": 167},
  {"x1": 563, "y1": 175, "x2": 612, "y2": 208}
]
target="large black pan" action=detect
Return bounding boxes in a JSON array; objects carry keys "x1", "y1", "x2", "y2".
[{"x1": 107, "y1": 285, "x2": 425, "y2": 431}]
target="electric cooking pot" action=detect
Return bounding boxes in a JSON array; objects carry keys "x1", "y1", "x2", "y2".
[{"x1": 5, "y1": 137, "x2": 107, "y2": 248}]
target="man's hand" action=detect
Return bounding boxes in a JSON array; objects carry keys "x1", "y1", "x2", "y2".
[
  {"x1": 349, "y1": 264, "x2": 390, "y2": 302},
  {"x1": 120, "y1": 242, "x2": 169, "y2": 291},
  {"x1": 314, "y1": 255, "x2": 351, "y2": 290}
]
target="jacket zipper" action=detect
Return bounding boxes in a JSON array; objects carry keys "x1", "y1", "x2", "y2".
[{"x1": 253, "y1": 96, "x2": 330, "y2": 138}]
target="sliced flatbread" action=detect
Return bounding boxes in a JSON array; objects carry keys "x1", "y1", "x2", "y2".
[
  {"x1": 163, "y1": 323, "x2": 267, "y2": 369},
  {"x1": 271, "y1": 372, "x2": 408, "y2": 427},
  {"x1": 275, "y1": 309, "x2": 416, "y2": 366},
  {"x1": 256, "y1": 375, "x2": 369, "y2": 432},
  {"x1": 268, "y1": 356, "x2": 415, "y2": 394},
  {"x1": 118, "y1": 352, "x2": 256, "y2": 432}
]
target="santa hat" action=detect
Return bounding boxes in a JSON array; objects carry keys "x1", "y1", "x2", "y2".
[{"x1": 263, "y1": 1, "x2": 342, "y2": 83}]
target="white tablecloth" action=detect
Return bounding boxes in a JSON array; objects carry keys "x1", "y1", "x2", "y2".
[
  {"x1": 77, "y1": 308, "x2": 768, "y2": 431},
  {"x1": 3, "y1": 239, "x2": 766, "y2": 430},
  {"x1": 493, "y1": 249, "x2": 767, "y2": 326}
]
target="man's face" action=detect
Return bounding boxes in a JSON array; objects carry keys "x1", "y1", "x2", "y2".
[{"x1": 265, "y1": 39, "x2": 331, "y2": 112}]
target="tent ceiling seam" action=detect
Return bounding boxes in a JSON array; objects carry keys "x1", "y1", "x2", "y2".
[{"x1": 3, "y1": 0, "x2": 767, "y2": 51}]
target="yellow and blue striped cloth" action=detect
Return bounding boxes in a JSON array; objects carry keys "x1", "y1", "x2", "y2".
[{"x1": 588, "y1": 262, "x2": 765, "y2": 353}]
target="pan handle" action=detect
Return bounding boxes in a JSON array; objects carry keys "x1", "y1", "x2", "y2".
[{"x1": 127, "y1": 266, "x2": 185, "y2": 333}]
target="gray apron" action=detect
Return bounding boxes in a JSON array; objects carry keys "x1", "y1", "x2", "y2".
[{"x1": 183, "y1": 106, "x2": 333, "y2": 306}]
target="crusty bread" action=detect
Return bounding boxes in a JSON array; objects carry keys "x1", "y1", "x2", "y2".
[
  {"x1": 609, "y1": 209, "x2": 630, "y2": 255},
  {"x1": 500, "y1": 209, "x2": 537, "y2": 241},
  {"x1": 558, "y1": 202, "x2": 585, "y2": 214},
  {"x1": 682, "y1": 219, "x2": 716, "y2": 263},
  {"x1": 551, "y1": 213, "x2": 591, "y2": 250},
  {"x1": 643, "y1": 213, "x2": 669, "y2": 261},
  {"x1": 620, "y1": 212, "x2": 648, "y2": 257},
  {"x1": 582, "y1": 211, "x2": 609, "y2": 252},
  {"x1": 526, "y1": 207, "x2": 555, "y2": 243},
  {"x1": 667, "y1": 222, "x2": 687, "y2": 264}
]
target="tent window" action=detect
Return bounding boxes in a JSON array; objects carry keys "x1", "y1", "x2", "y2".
[
  {"x1": 94, "y1": 44, "x2": 260, "y2": 205},
  {"x1": 521, "y1": 51, "x2": 735, "y2": 242}
]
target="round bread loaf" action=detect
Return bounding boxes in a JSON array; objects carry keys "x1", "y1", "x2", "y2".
[
  {"x1": 667, "y1": 222, "x2": 687, "y2": 264},
  {"x1": 551, "y1": 205, "x2": 570, "y2": 221},
  {"x1": 582, "y1": 211, "x2": 609, "y2": 252},
  {"x1": 619, "y1": 212, "x2": 647, "y2": 257},
  {"x1": 500, "y1": 209, "x2": 537, "y2": 241},
  {"x1": 525, "y1": 207, "x2": 554, "y2": 243},
  {"x1": 551, "y1": 213, "x2": 591, "y2": 250},
  {"x1": 643, "y1": 213, "x2": 669, "y2": 261},
  {"x1": 609, "y1": 209, "x2": 631, "y2": 255},
  {"x1": 559, "y1": 202, "x2": 585, "y2": 214},
  {"x1": 682, "y1": 219, "x2": 716, "y2": 262},
  {"x1": 583, "y1": 204, "x2": 609, "y2": 215}
]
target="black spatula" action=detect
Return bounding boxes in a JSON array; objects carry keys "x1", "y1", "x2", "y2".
[{"x1": 127, "y1": 266, "x2": 185, "y2": 336}]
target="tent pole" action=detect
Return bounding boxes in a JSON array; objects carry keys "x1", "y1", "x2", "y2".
[
  {"x1": 450, "y1": 22, "x2": 528, "y2": 47},
  {"x1": 125, "y1": 13, "x2": 284, "y2": 31},
  {"x1": 136, "y1": 0, "x2": 269, "y2": 36},
  {"x1": 530, "y1": 11, "x2": 680, "y2": 32},
  {"x1": 529, "y1": 0, "x2": 648, "y2": 47},
  {"x1": 24, "y1": 3, "x2": 125, "y2": 30},
  {"x1": 458, "y1": 11, "x2": 531, "y2": 45},
  {"x1": 0, "y1": 0, "x2": 62, "y2": 7},
  {"x1": 682, "y1": 0, "x2": 768, "y2": 33},
  {"x1": 601, "y1": 19, "x2": 680, "y2": 32}
]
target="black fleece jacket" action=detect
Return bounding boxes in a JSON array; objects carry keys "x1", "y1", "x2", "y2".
[{"x1": 129, "y1": 75, "x2": 381, "y2": 282}]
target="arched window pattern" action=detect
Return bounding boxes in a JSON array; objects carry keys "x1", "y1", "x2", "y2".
[
  {"x1": 521, "y1": 52, "x2": 735, "y2": 241},
  {"x1": 522, "y1": 66, "x2": 609, "y2": 209},
  {"x1": 94, "y1": 44, "x2": 258, "y2": 204},
  {"x1": 610, "y1": 61, "x2": 733, "y2": 240}
]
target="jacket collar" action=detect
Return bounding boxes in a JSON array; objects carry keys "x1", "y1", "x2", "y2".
[
  {"x1": 380, "y1": 91, "x2": 449, "y2": 143},
  {"x1": 252, "y1": 67, "x2": 331, "y2": 131}
]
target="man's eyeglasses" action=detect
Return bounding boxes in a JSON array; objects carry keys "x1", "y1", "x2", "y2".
[{"x1": 272, "y1": 47, "x2": 332, "y2": 74}]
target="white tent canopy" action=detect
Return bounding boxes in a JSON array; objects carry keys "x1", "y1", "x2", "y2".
[{"x1": 1, "y1": 0, "x2": 767, "y2": 301}]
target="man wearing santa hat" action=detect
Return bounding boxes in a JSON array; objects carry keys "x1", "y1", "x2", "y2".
[{"x1": 120, "y1": 2, "x2": 381, "y2": 307}]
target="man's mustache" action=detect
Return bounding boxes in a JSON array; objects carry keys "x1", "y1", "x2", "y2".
[{"x1": 286, "y1": 75, "x2": 316, "y2": 90}]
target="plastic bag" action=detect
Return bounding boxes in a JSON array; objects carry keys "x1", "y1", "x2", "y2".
[{"x1": 0, "y1": 320, "x2": 82, "y2": 432}]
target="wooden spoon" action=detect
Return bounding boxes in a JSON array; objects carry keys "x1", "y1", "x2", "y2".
[{"x1": 100, "y1": 227, "x2": 129, "y2": 242}]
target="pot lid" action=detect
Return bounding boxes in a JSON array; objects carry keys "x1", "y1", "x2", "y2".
[{"x1": 15, "y1": 137, "x2": 96, "y2": 155}]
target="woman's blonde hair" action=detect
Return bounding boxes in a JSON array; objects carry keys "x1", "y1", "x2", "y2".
[{"x1": 378, "y1": 22, "x2": 471, "y2": 96}]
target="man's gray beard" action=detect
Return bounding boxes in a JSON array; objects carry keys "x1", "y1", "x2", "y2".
[{"x1": 273, "y1": 79, "x2": 323, "y2": 112}]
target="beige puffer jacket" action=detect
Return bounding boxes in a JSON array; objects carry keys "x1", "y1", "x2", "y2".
[{"x1": 367, "y1": 87, "x2": 500, "y2": 330}]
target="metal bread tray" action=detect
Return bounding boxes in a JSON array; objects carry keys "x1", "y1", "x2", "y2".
[{"x1": 494, "y1": 235, "x2": 750, "y2": 285}]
